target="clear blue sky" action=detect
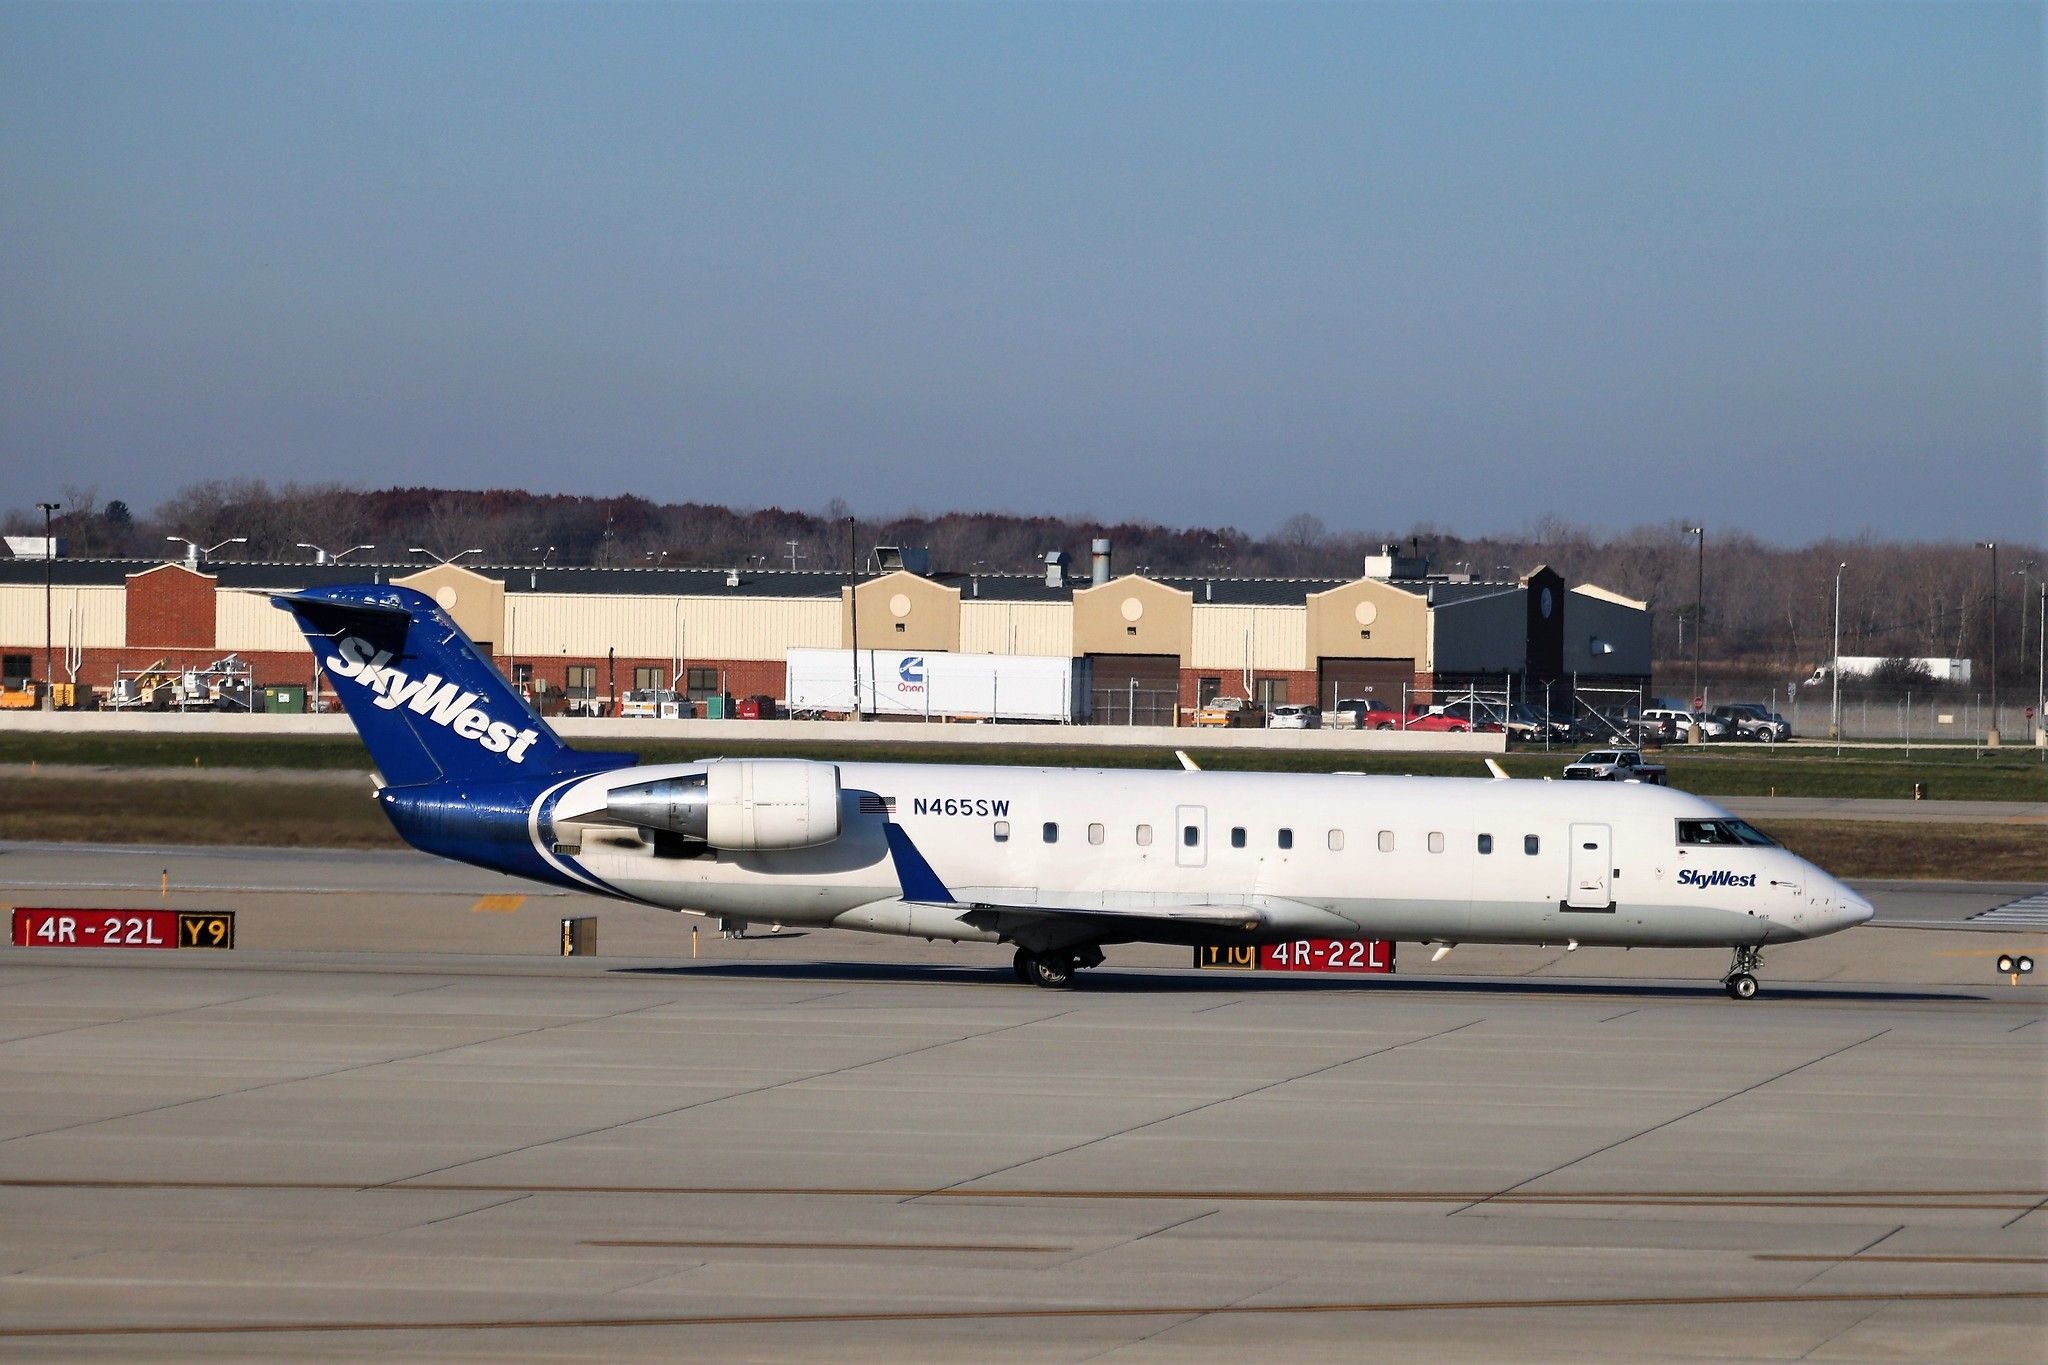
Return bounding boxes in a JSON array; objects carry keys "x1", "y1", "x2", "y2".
[{"x1": 3, "y1": 1, "x2": 2040, "y2": 543}]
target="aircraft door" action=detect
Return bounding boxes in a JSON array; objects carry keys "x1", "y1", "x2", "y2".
[
  {"x1": 1566, "y1": 823, "x2": 1612, "y2": 910},
  {"x1": 1175, "y1": 805, "x2": 1207, "y2": 869}
]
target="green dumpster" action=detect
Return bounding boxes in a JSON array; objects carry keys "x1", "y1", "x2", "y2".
[
  {"x1": 704, "y1": 694, "x2": 729, "y2": 719},
  {"x1": 261, "y1": 684, "x2": 307, "y2": 714}
]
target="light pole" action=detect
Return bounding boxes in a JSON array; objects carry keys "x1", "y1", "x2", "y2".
[
  {"x1": 1831, "y1": 562, "x2": 1846, "y2": 741},
  {"x1": 408, "y1": 546, "x2": 483, "y2": 566},
  {"x1": 295, "y1": 542, "x2": 373, "y2": 565},
  {"x1": 1979, "y1": 542, "x2": 1998, "y2": 740},
  {"x1": 1683, "y1": 526, "x2": 1704, "y2": 705},
  {"x1": 530, "y1": 545, "x2": 556, "y2": 567},
  {"x1": 165, "y1": 535, "x2": 247, "y2": 569},
  {"x1": 36, "y1": 501, "x2": 58, "y2": 710},
  {"x1": 846, "y1": 515, "x2": 861, "y2": 722}
]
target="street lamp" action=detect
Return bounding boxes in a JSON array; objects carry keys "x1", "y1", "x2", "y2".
[
  {"x1": 36, "y1": 501, "x2": 58, "y2": 711},
  {"x1": 530, "y1": 545, "x2": 556, "y2": 567},
  {"x1": 1683, "y1": 526, "x2": 1704, "y2": 705},
  {"x1": 295, "y1": 542, "x2": 373, "y2": 565},
  {"x1": 1979, "y1": 542, "x2": 1998, "y2": 740},
  {"x1": 408, "y1": 546, "x2": 482, "y2": 566},
  {"x1": 165, "y1": 535, "x2": 247, "y2": 569},
  {"x1": 1831, "y1": 562, "x2": 1846, "y2": 741}
]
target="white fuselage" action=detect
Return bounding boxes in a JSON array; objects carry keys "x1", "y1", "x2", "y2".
[{"x1": 533, "y1": 763, "x2": 1873, "y2": 951}]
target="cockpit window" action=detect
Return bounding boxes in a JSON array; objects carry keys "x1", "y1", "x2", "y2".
[{"x1": 1677, "y1": 818, "x2": 1778, "y2": 848}]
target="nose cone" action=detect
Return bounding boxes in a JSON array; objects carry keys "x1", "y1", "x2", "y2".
[{"x1": 1833, "y1": 885, "x2": 1876, "y2": 931}]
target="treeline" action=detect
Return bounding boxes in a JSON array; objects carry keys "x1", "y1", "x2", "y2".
[{"x1": 7, "y1": 481, "x2": 2041, "y2": 687}]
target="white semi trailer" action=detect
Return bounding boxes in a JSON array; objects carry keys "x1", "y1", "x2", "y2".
[{"x1": 785, "y1": 649, "x2": 1091, "y2": 723}]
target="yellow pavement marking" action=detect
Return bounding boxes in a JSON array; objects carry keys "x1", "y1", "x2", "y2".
[{"x1": 471, "y1": 895, "x2": 526, "y2": 913}]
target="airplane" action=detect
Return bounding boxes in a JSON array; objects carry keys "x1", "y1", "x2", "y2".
[{"x1": 275, "y1": 584, "x2": 1874, "y2": 998}]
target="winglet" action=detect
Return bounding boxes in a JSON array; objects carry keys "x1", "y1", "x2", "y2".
[
  {"x1": 1175, "y1": 749, "x2": 1200, "y2": 772},
  {"x1": 883, "y1": 823, "x2": 956, "y2": 904},
  {"x1": 1484, "y1": 759, "x2": 1510, "y2": 781}
]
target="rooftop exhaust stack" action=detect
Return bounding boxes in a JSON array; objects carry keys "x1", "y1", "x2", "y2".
[
  {"x1": 1362, "y1": 543, "x2": 1430, "y2": 581},
  {"x1": 1044, "y1": 550, "x2": 1069, "y2": 589},
  {"x1": 1091, "y1": 539, "x2": 1111, "y2": 586}
]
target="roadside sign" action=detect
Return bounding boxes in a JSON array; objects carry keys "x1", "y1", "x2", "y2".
[
  {"x1": 1195, "y1": 939, "x2": 1394, "y2": 973},
  {"x1": 11, "y1": 909, "x2": 234, "y2": 950}
]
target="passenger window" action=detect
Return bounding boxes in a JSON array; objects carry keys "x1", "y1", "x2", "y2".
[
  {"x1": 1524, "y1": 834, "x2": 1540, "y2": 855},
  {"x1": 1278, "y1": 828, "x2": 1293, "y2": 850},
  {"x1": 993, "y1": 820, "x2": 1010, "y2": 843},
  {"x1": 1043, "y1": 822, "x2": 1058, "y2": 843},
  {"x1": 1377, "y1": 830, "x2": 1394, "y2": 853},
  {"x1": 1328, "y1": 830, "x2": 1345, "y2": 851},
  {"x1": 1477, "y1": 834, "x2": 1493, "y2": 854},
  {"x1": 1136, "y1": 824, "x2": 1153, "y2": 846},
  {"x1": 1230, "y1": 827, "x2": 1246, "y2": 849},
  {"x1": 1183, "y1": 825, "x2": 1199, "y2": 847},
  {"x1": 1088, "y1": 823, "x2": 1105, "y2": 845},
  {"x1": 1428, "y1": 831, "x2": 1445, "y2": 854}
]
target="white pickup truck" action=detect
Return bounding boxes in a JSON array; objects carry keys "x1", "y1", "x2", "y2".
[{"x1": 1561, "y1": 749, "x2": 1669, "y2": 784}]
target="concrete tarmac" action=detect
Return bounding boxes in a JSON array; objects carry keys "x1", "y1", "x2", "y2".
[{"x1": 1, "y1": 844, "x2": 2044, "y2": 1361}]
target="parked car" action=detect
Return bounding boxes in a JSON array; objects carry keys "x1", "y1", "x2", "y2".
[
  {"x1": 1561, "y1": 748, "x2": 1669, "y2": 783},
  {"x1": 1402, "y1": 708, "x2": 1504, "y2": 734},
  {"x1": 1266, "y1": 703, "x2": 1321, "y2": 730},
  {"x1": 1191, "y1": 696, "x2": 1261, "y2": 727},
  {"x1": 1709, "y1": 702, "x2": 1791, "y2": 742},
  {"x1": 1328, "y1": 698, "x2": 1398, "y2": 729},
  {"x1": 1630, "y1": 707, "x2": 1729, "y2": 742}
]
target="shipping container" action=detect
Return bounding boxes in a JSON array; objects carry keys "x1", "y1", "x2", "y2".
[{"x1": 785, "y1": 649, "x2": 1091, "y2": 723}]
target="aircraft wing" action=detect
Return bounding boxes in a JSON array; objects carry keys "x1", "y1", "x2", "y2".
[{"x1": 882, "y1": 823, "x2": 1269, "y2": 951}]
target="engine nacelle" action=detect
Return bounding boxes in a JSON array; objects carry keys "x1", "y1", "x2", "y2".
[{"x1": 605, "y1": 760, "x2": 841, "y2": 850}]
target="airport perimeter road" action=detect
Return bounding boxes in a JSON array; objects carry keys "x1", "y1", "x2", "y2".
[{"x1": 1, "y1": 883, "x2": 2044, "y2": 1358}]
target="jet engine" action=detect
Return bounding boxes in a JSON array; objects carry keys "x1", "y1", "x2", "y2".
[{"x1": 604, "y1": 760, "x2": 841, "y2": 850}]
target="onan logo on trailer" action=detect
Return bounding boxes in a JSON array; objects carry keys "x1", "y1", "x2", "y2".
[
  {"x1": 1677, "y1": 868, "x2": 1759, "y2": 889},
  {"x1": 897, "y1": 655, "x2": 925, "y2": 693},
  {"x1": 324, "y1": 635, "x2": 541, "y2": 762}
]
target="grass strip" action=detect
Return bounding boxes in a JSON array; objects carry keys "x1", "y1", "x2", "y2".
[{"x1": 3, "y1": 733, "x2": 2045, "y2": 801}]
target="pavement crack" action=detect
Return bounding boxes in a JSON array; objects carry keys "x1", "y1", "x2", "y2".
[
  {"x1": 921, "y1": 1018, "x2": 1484, "y2": 1198},
  {"x1": 1450, "y1": 1028, "x2": 1892, "y2": 1216},
  {"x1": 0, "y1": 991, "x2": 277, "y2": 1048},
  {"x1": 3, "y1": 996, "x2": 682, "y2": 1144},
  {"x1": 381, "y1": 1008, "x2": 1076, "y2": 1186}
]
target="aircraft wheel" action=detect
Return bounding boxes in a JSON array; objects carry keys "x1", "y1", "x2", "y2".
[
  {"x1": 1012, "y1": 947, "x2": 1035, "y2": 984},
  {"x1": 1023, "y1": 951, "x2": 1078, "y2": 990},
  {"x1": 1725, "y1": 972, "x2": 1759, "y2": 1001}
]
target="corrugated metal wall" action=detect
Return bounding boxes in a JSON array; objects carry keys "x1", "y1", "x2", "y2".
[
  {"x1": 959, "y1": 601, "x2": 1074, "y2": 656},
  {"x1": 216, "y1": 589, "x2": 307, "y2": 652},
  {"x1": 0, "y1": 584, "x2": 125, "y2": 649},
  {"x1": 1189, "y1": 605, "x2": 1307, "y2": 671},
  {"x1": 504, "y1": 594, "x2": 839, "y2": 660}
]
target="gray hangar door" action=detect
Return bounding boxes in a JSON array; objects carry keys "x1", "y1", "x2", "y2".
[
  {"x1": 1088, "y1": 654, "x2": 1181, "y2": 726},
  {"x1": 1317, "y1": 658, "x2": 1414, "y2": 710}
]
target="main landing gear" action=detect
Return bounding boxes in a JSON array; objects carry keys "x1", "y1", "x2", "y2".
[
  {"x1": 1012, "y1": 945, "x2": 1105, "y2": 989},
  {"x1": 1723, "y1": 944, "x2": 1764, "y2": 1000}
]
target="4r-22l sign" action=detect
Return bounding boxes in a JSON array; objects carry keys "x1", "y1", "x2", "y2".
[{"x1": 1195, "y1": 939, "x2": 1394, "y2": 973}]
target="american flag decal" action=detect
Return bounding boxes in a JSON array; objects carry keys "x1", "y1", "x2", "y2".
[{"x1": 858, "y1": 794, "x2": 895, "y2": 815}]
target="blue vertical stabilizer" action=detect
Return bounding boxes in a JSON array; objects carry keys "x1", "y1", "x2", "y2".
[{"x1": 272, "y1": 584, "x2": 633, "y2": 788}]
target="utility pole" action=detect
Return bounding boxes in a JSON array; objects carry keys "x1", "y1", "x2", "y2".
[
  {"x1": 1684, "y1": 525, "x2": 1704, "y2": 705},
  {"x1": 846, "y1": 515, "x2": 861, "y2": 722},
  {"x1": 36, "y1": 501, "x2": 59, "y2": 710},
  {"x1": 786, "y1": 539, "x2": 804, "y2": 571},
  {"x1": 1831, "y1": 562, "x2": 1845, "y2": 741},
  {"x1": 1980, "y1": 541, "x2": 1999, "y2": 741}
]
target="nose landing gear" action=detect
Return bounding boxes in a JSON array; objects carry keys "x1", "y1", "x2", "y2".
[{"x1": 1723, "y1": 944, "x2": 1764, "y2": 1000}]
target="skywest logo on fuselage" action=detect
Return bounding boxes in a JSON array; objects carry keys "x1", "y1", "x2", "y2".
[
  {"x1": 1677, "y1": 868, "x2": 1759, "y2": 889},
  {"x1": 325, "y1": 636, "x2": 540, "y2": 762},
  {"x1": 912, "y1": 796, "x2": 1010, "y2": 818}
]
